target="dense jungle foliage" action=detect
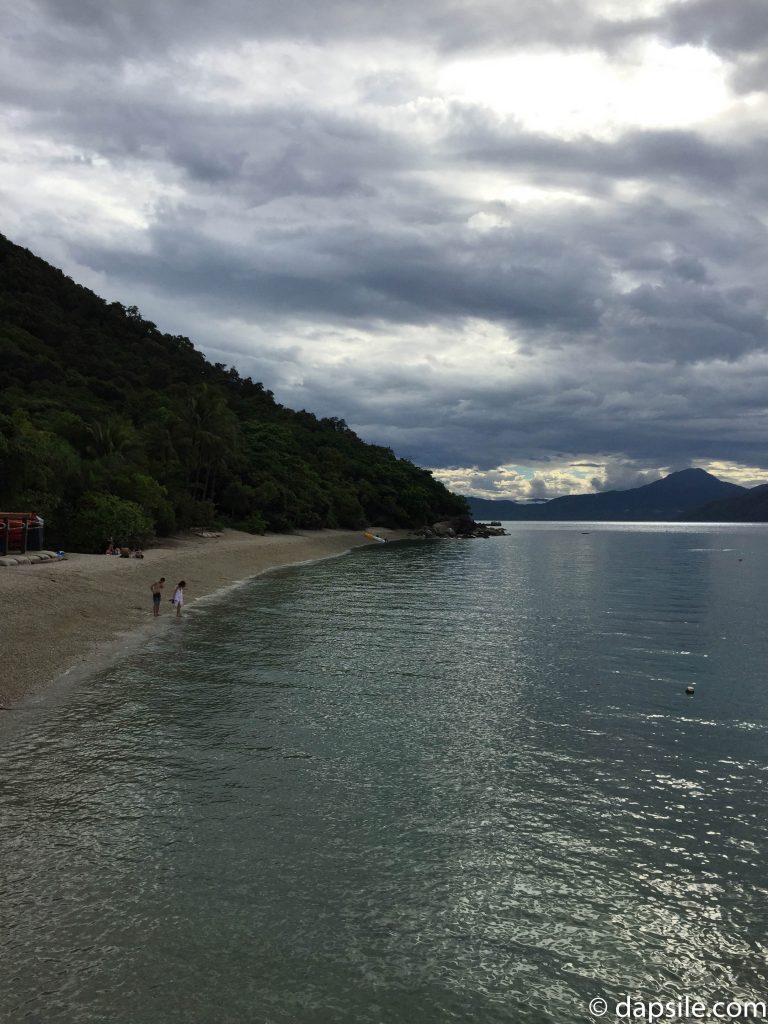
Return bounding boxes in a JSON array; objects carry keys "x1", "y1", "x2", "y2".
[{"x1": 0, "y1": 233, "x2": 466, "y2": 550}]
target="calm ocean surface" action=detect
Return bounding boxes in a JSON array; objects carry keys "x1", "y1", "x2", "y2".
[{"x1": 2, "y1": 523, "x2": 768, "y2": 1023}]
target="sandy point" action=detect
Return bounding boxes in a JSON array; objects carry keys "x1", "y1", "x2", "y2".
[{"x1": 0, "y1": 527, "x2": 409, "y2": 708}]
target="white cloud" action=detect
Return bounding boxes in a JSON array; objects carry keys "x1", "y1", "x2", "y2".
[
  {"x1": 439, "y1": 42, "x2": 729, "y2": 140},
  {"x1": 695, "y1": 460, "x2": 768, "y2": 489},
  {"x1": 431, "y1": 460, "x2": 656, "y2": 500}
]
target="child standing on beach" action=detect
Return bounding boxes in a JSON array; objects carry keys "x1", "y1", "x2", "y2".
[
  {"x1": 150, "y1": 576, "x2": 166, "y2": 616},
  {"x1": 172, "y1": 581, "x2": 186, "y2": 618}
]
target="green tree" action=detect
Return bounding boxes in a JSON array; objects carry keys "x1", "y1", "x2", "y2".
[{"x1": 66, "y1": 492, "x2": 153, "y2": 552}]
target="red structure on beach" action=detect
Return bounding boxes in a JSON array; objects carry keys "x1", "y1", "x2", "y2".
[{"x1": 0, "y1": 513, "x2": 45, "y2": 555}]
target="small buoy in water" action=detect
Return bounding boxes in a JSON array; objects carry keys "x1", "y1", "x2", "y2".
[{"x1": 685, "y1": 685, "x2": 695, "y2": 695}]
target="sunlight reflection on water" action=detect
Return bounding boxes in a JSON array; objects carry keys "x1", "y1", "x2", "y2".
[{"x1": 2, "y1": 524, "x2": 768, "y2": 1023}]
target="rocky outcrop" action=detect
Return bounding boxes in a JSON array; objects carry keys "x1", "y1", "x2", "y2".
[{"x1": 413, "y1": 516, "x2": 507, "y2": 539}]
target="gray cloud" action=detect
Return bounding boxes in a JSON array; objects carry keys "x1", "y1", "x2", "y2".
[
  {"x1": 448, "y1": 117, "x2": 768, "y2": 197},
  {"x1": 663, "y1": 0, "x2": 768, "y2": 58},
  {"x1": 68, "y1": 166, "x2": 767, "y2": 370},
  {"x1": 4, "y1": 0, "x2": 768, "y2": 488},
  {"x1": 16, "y1": 0, "x2": 661, "y2": 58},
  {"x1": 274, "y1": 335, "x2": 768, "y2": 472},
  {"x1": 14, "y1": 0, "x2": 768, "y2": 71}
]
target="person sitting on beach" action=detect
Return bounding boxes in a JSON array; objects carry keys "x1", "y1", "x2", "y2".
[
  {"x1": 105, "y1": 543, "x2": 114, "y2": 555},
  {"x1": 131, "y1": 546, "x2": 144, "y2": 559},
  {"x1": 172, "y1": 580, "x2": 186, "y2": 618},
  {"x1": 150, "y1": 577, "x2": 165, "y2": 616}
]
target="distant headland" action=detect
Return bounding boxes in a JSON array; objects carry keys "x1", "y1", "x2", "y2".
[{"x1": 0, "y1": 233, "x2": 466, "y2": 552}]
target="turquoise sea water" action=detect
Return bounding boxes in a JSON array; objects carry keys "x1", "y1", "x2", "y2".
[{"x1": 2, "y1": 523, "x2": 768, "y2": 1023}]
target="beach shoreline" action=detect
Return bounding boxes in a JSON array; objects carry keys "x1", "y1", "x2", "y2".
[{"x1": 0, "y1": 527, "x2": 409, "y2": 708}]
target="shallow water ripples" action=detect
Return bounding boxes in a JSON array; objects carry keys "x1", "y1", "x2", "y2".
[{"x1": 2, "y1": 528, "x2": 768, "y2": 1022}]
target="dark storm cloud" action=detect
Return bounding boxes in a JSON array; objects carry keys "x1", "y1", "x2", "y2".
[
  {"x1": 663, "y1": 0, "x2": 768, "y2": 57},
  {"x1": 71, "y1": 202, "x2": 609, "y2": 331},
  {"x1": 284, "y1": 342, "x2": 768, "y2": 472},
  {"x1": 17, "y1": 0, "x2": 650, "y2": 59},
  {"x1": 17, "y1": 0, "x2": 768, "y2": 69},
  {"x1": 0, "y1": 56, "x2": 419, "y2": 198},
  {"x1": 448, "y1": 117, "x2": 767, "y2": 196},
  {"x1": 616, "y1": 281, "x2": 768, "y2": 362}
]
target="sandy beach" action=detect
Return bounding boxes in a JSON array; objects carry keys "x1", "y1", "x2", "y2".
[{"x1": 0, "y1": 527, "x2": 407, "y2": 707}]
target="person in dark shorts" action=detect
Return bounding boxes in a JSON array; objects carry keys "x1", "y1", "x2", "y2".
[{"x1": 150, "y1": 577, "x2": 166, "y2": 616}]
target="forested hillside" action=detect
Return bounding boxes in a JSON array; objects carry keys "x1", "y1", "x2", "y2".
[{"x1": 0, "y1": 234, "x2": 466, "y2": 550}]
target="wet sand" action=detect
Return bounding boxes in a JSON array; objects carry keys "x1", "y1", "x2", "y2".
[{"x1": 0, "y1": 528, "x2": 406, "y2": 707}]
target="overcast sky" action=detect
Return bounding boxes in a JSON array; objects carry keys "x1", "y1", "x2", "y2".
[{"x1": 3, "y1": 0, "x2": 768, "y2": 498}]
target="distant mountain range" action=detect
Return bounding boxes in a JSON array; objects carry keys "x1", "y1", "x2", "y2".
[{"x1": 466, "y1": 468, "x2": 768, "y2": 522}]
